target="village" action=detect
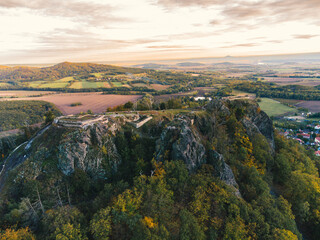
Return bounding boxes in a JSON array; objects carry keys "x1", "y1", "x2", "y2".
[{"x1": 276, "y1": 117, "x2": 320, "y2": 156}]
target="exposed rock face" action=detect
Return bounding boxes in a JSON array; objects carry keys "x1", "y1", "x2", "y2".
[
  {"x1": 244, "y1": 103, "x2": 275, "y2": 152},
  {"x1": 57, "y1": 123, "x2": 121, "y2": 176},
  {"x1": 156, "y1": 116, "x2": 206, "y2": 172},
  {"x1": 207, "y1": 99, "x2": 275, "y2": 152},
  {"x1": 207, "y1": 150, "x2": 241, "y2": 197},
  {"x1": 206, "y1": 99, "x2": 231, "y2": 116}
]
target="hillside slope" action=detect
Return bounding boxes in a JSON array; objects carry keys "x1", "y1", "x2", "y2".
[
  {"x1": 0, "y1": 99, "x2": 319, "y2": 239},
  {"x1": 0, "y1": 62, "x2": 144, "y2": 82}
]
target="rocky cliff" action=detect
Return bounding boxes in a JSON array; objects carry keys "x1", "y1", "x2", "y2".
[
  {"x1": 155, "y1": 116, "x2": 206, "y2": 172},
  {"x1": 0, "y1": 99, "x2": 275, "y2": 198}
]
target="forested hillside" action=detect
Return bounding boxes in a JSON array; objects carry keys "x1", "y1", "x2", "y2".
[
  {"x1": 0, "y1": 99, "x2": 319, "y2": 239},
  {"x1": 0, "y1": 101, "x2": 61, "y2": 131},
  {"x1": 0, "y1": 62, "x2": 144, "y2": 82}
]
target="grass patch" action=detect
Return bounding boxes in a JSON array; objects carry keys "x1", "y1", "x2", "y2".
[
  {"x1": 111, "y1": 82, "x2": 123, "y2": 87},
  {"x1": 92, "y1": 73, "x2": 104, "y2": 78},
  {"x1": 70, "y1": 102, "x2": 82, "y2": 107},
  {"x1": 69, "y1": 81, "x2": 83, "y2": 89},
  {"x1": 28, "y1": 81, "x2": 46, "y2": 88},
  {"x1": 39, "y1": 82, "x2": 69, "y2": 88},
  {"x1": 82, "y1": 80, "x2": 98, "y2": 88},
  {"x1": 258, "y1": 98, "x2": 298, "y2": 117},
  {"x1": 0, "y1": 83, "x2": 12, "y2": 87},
  {"x1": 57, "y1": 77, "x2": 74, "y2": 82}
]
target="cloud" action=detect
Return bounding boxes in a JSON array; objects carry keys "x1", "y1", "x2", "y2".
[
  {"x1": 266, "y1": 40, "x2": 283, "y2": 44},
  {"x1": 158, "y1": 0, "x2": 320, "y2": 27},
  {"x1": 221, "y1": 43, "x2": 259, "y2": 48},
  {"x1": 147, "y1": 45, "x2": 187, "y2": 49},
  {"x1": 221, "y1": 5, "x2": 264, "y2": 20},
  {"x1": 209, "y1": 20, "x2": 221, "y2": 25},
  {"x1": 0, "y1": 0, "x2": 126, "y2": 27},
  {"x1": 157, "y1": 0, "x2": 230, "y2": 7},
  {"x1": 293, "y1": 34, "x2": 318, "y2": 39}
]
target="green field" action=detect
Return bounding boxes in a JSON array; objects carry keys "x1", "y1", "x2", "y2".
[
  {"x1": 132, "y1": 83, "x2": 148, "y2": 88},
  {"x1": 39, "y1": 82, "x2": 69, "y2": 88},
  {"x1": 92, "y1": 73, "x2": 104, "y2": 78},
  {"x1": 27, "y1": 81, "x2": 46, "y2": 88},
  {"x1": 0, "y1": 83, "x2": 12, "y2": 87},
  {"x1": 258, "y1": 98, "x2": 298, "y2": 116},
  {"x1": 69, "y1": 81, "x2": 83, "y2": 89},
  {"x1": 27, "y1": 78, "x2": 71, "y2": 88},
  {"x1": 82, "y1": 80, "x2": 98, "y2": 88},
  {"x1": 111, "y1": 81, "x2": 123, "y2": 87},
  {"x1": 58, "y1": 76, "x2": 74, "y2": 82}
]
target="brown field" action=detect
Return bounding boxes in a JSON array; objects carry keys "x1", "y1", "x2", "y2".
[
  {"x1": 150, "y1": 84, "x2": 172, "y2": 91},
  {"x1": 0, "y1": 92, "x2": 142, "y2": 115},
  {"x1": 264, "y1": 77, "x2": 320, "y2": 86},
  {"x1": 273, "y1": 98, "x2": 303, "y2": 105},
  {"x1": 194, "y1": 87, "x2": 217, "y2": 96},
  {"x1": 0, "y1": 90, "x2": 55, "y2": 98},
  {"x1": 295, "y1": 101, "x2": 320, "y2": 112},
  {"x1": 226, "y1": 72, "x2": 252, "y2": 78},
  {"x1": 154, "y1": 91, "x2": 198, "y2": 102}
]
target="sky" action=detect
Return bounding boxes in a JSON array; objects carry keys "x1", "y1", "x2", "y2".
[{"x1": 1, "y1": 0, "x2": 320, "y2": 64}]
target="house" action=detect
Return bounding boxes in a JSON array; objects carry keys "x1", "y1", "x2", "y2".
[
  {"x1": 298, "y1": 133, "x2": 310, "y2": 139},
  {"x1": 293, "y1": 138, "x2": 304, "y2": 144},
  {"x1": 315, "y1": 137, "x2": 320, "y2": 144},
  {"x1": 315, "y1": 150, "x2": 320, "y2": 157},
  {"x1": 315, "y1": 125, "x2": 320, "y2": 130}
]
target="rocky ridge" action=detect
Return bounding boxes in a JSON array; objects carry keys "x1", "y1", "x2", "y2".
[{"x1": 0, "y1": 99, "x2": 275, "y2": 197}]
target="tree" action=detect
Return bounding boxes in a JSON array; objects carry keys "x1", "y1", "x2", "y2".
[
  {"x1": 55, "y1": 223, "x2": 85, "y2": 240},
  {"x1": 90, "y1": 207, "x2": 112, "y2": 240},
  {"x1": 179, "y1": 209, "x2": 205, "y2": 240},
  {"x1": 41, "y1": 206, "x2": 85, "y2": 239},
  {"x1": 0, "y1": 227, "x2": 35, "y2": 240},
  {"x1": 273, "y1": 228, "x2": 298, "y2": 240},
  {"x1": 160, "y1": 102, "x2": 166, "y2": 110},
  {"x1": 44, "y1": 110, "x2": 55, "y2": 124},
  {"x1": 124, "y1": 101, "x2": 134, "y2": 109}
]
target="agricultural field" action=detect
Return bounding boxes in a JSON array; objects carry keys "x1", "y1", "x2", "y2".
[
  {"x1": 263, "y1": 77, "x2": 320, "y2": 87},
  {"x1": 227, "y1": 89, "x2": 256, "y2": 100},
  {"x1": 258, "y1": 98, "x2": 298, "y2": 117},
  {"x1": 0, "y1": 83, "x2": 13, "y2": 88},
  {"x1": 0, "y1": 92, "x2": 142, "y2": 115},
  {"x1": 111, "y1": 81, "x2": 124, "y2": 87},
  {"x1": 295, "y1": 101, "x2": 320, "y2": 112},
  {"x1": 39, "y1": 82, "x2": 69, "y2": 88},
  {"x1": 150, "y1": 84, "x2": 172, "y2": 91},
  {"x1": 131, "y1": 83, "x2": 147, "y2": 88},
  {"x1": 0, "y1": 90, "x2": 55, "y2": 98}
]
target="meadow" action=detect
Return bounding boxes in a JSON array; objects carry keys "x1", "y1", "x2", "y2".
[{"x1": 258, "y1": 98, "x2": 298, "y2": 116}]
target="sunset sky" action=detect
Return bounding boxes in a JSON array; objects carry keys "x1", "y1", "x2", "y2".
[{"x1": 1, "y1": 0, "x2": 320, "y2": 64}]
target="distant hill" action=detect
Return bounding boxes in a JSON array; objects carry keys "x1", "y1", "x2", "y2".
[
  {"x1": 176, "y1": 62, "x2": 205, "y2": 67},
  {"x1": 0, "y1": 62, "x2": 144, "y2": 82},
  {"x1": 132, "y1": 63, "x2": 171, "y2": 69}
]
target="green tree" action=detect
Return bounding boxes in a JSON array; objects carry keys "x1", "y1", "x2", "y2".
[
  {"x1": 0, "y1": 227, "x2": 35, "y2": 240},
  {"x1": 179, "y1": 209, "x2": 205, "y2": 240},
  {"x1": 90, "y1": 207, "x2": 112, "y2": 240},
  {"x1": 44, "y1": 110, "x2": 55, "y2": 124},
  {"x1": 55, "y1": 223, "x2": 85, "y2": 240}
]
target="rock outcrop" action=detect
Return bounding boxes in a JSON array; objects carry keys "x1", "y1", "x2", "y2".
[
  {"x1": 57, "y1": 123, "x2": 121, "y2": 176},
  {"x1": 156, "y1": 116, "x2": 206, "y2": 172},
  {"x1": 207, "y1": 150, "x2": 241, "y2": 196}
]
